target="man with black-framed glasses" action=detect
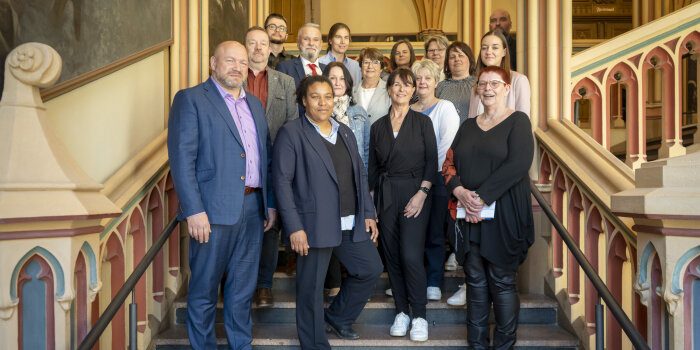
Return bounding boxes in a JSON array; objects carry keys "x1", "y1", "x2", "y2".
[{"x1": 265, "y1": 13, "x2": 295, "y2": 69}]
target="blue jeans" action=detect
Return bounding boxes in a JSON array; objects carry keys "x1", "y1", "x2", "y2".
[{"x1": 425, "y1": 172, "x2": 448, "y2": 288}]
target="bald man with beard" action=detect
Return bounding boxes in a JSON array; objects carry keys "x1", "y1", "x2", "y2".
[{"x1": 168, "y1": 41, "x2": 275, "y2": 350}]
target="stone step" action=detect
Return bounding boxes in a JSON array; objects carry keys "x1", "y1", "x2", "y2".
[
  {"x1": 269, "y1": 271, "x2": 467, "y2": 294},
  {"x1": 173, "y1": 291, "x2": 558, "y2": 326},
  {"x1": 154, "y1": 323, "x2": 579, "y2": 349}
]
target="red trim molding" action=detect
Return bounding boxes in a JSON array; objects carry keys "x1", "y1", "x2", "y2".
[
  {"x1": 632, "y1": 224, "x2": 700, "y2": 237},
  {"x1": 0, "y1": 213, "x2": 120, "y2": 224},
  {"x1": 614, "y1": 212, "x2": 700, "y2": 220},
  {"x1": 0, "y1": 226, "x2": 105, "y2": 241}
]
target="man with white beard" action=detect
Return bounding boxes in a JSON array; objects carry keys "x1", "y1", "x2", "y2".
[{"x1": 277, "y1": 23, "x2": 326, "y2": 117}]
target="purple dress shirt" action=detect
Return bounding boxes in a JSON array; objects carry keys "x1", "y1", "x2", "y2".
[{"x1": 212, "y1": 78, "x2": 261, "y2": 188}]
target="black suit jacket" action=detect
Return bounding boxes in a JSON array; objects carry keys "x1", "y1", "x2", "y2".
[{"x1": 272, "y1": 117, "x2": 375, "y2": 248}]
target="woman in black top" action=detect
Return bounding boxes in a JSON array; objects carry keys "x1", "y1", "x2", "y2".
[
  {"x1": 368, "y1": 68, "x2": 437, "y2": 342},
  {"x1": 442, "y1": 66, "x2": 534, "y2": 350}
]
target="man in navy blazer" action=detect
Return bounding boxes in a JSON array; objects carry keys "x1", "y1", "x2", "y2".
[
  {"x1": 276, "y1": 23, "x2": 326, "y2": 117},
  {"x1": 273, "y1": 75, "x2": 382, "y2": 349},
  {"x1": 167, "y1": 41, "x2": 275, "y2": 350}
]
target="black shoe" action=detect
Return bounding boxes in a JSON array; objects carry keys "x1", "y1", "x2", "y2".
[{"x1": 325, "y1": 320, "x2": 359, "y2": 340}]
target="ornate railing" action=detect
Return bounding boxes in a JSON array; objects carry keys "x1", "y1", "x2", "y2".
[{"x1": 569, "y1": 2, "x2": 700, "y2": 168}]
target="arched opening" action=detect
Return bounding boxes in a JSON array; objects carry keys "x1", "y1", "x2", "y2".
[
  {"x1": 567, "y1": 186, "x2": 583, "y2": 303},
  {"x1": 584, "y1": 207, "x2": 603, "y2": 331},
  {"x1": 606, "y1": 233, "x2": 629, "y2": 350},
  {"x1": 682, "y1": 251, "x2": 700, "y2": 350},
  {"x1": 571, "y1": 78, "x2": 603, "y2": 143},
  {"x1": 643, "y1": 47, "x2": 681, "y2": 160},
  {"x1": 680, "y1": 31, "x2": 700, "y2": 147},
  {"x1": 128, "y1": 210, "x2": 148, "y2": 333},
  {"x1": 101, "y1": 233, "x2": 125, "y2": 350},
  {"x1": 148, "y1": 189, "x2": 165, "y2": 302},
  {"x1": 650, "y1": 253, "x2": 664, "y2": 350},
  {"x1": 551, "y1": 169, "x2": 567, "y2": 278},
  {"x1": 165, "y1": 174, "x2": 180, "y2": 277},
  {"x1": 17, "y1": 255, "x2": 55, "y2": 350},
  {"x1": 606, "y1": 62, "x2": 641, "y2": 166},
  {"x1": 74, "y1": 251, "x2": 88, "y2": 346}
]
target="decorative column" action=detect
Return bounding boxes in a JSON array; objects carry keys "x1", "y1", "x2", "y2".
[
  {"x1": 0, "y1": 43, "x2": 120, "y2": 349},
  {"x1": 412, "y1": 0, "x2": 448, "y2": 40},
  {"x1": 612, "y1": 152, "x2": 700, "y2": 350}
]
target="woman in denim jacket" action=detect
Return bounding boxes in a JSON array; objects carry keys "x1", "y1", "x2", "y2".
[
  {"x1": 323, "y1": 61, "x2": 370, "y2": 169},
  {"x1": 321, "y1": 61, "x2": 371, "y2": 301}
]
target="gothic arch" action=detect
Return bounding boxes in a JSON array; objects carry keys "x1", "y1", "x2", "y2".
[
  {"x1": 17, "y1": 254, "x2": 56, "y2": 350},
  {"x1": 571, "y1": 77, "x2": 604, "y2": 144}
]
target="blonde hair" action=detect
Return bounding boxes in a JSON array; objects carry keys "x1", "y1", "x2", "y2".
[{"x1": 411, "y1": 59, "x2": 441, "y2": 82}]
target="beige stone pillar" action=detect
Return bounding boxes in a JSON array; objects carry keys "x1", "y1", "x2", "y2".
[
  {"x1": 527, "y1": 0, "x2": 539, "y2": 128},
  {"x1": 412, "y1": 0, "x2": 448, "y2": 39},
  {"x1": 546, "y1": 0, "x2": 558, "y2": 122},
  {"x1": 612, "y1": 152, "x2": 700, "y2": 350}
]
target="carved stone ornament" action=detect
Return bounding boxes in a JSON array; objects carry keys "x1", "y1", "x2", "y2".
[
  {"x1": 634, "y1": 281, "x2": 651, "y2": 306},
  {"x1": 0, "y1": 300, "x2": 19, "y2": 320},
  {"x1": 88, "y1": 281, "x2": 103, "y2": 302},
  {"x1": 663, "y1": 288, "x2": 682, "y2": 316},
  {"x1": 1, "y1": 42, "x2": 62, "y2": 108}
]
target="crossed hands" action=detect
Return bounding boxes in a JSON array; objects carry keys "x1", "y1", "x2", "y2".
[{"x1": 453, "y1": 186, "x2": 484, "y2": 223}]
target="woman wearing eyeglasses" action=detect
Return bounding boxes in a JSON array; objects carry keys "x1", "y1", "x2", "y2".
[
  {"x1": 318, "y1": 23, "x2": 362, "y2": 87},
  {"x1": 424, "y1": 35, "x2": 449, "y2": 82},
  {"x1": 435, "y1": 41, "x2": 477, "y2": 124},
  {"x1": 353, "y1": 47, "x2": 391, "y2": 125},
  {"x1": 442, "y1": 65, "x2": 534, "y2": 350},
  {"x1": 468, "y1": 30, "x2": 530, "y2": 118}
]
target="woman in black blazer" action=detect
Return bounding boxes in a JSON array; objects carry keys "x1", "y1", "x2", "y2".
[{"x1": 368, "y1": 68, "x2": 437, "y2": 342}]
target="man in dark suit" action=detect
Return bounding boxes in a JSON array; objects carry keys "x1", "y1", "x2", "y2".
[
  {"x1": 167, "y1": 41, "x2": 275, "y2": 350},
  {"x1": 243, "y1": 26, "x2": 298, "y2": 307},
  {"x1": 272, "y1": 75, "x2": 382, "y2": 350},
  {"x1": 276, "y1": 23, "x2": 326, "y2": 117}
]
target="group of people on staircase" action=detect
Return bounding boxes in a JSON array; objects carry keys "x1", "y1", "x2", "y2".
[{"x1": 167, "y1": 9, "x2": 534, "y2": 350}]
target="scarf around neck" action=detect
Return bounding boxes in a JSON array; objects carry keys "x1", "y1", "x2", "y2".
[{"x1": 333, "y1": 95, "x2": 351, "y2": 126}]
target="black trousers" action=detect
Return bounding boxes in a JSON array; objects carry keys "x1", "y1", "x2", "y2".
[
  {"x1": 464, "y1": 243, "x2": 519, "y2": 350},
  {"x1": 296, "y1": 231, "x2": 383, "y2": 350},
  {"x1": 378, "y1": 178, "x2": 432, "y2": 319}
]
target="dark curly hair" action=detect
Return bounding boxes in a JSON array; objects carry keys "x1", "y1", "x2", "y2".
[{"x1": 295, "y1": 75, "x2": 333, "y2": 105}]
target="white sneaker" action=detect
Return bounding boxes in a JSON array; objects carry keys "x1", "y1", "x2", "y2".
[
  {"x1": 389, "y1": 312, "x2": 410, "y2": 336},
  {"x1": 427, "y1": 286, "x2": 442, "y2": 301},
  {"x1": 409, "y1": 317, "x2": 429, "y2": 341},
  {"x1": 385, "y1": 288, "x2": 393, "y2": 297},
  {"x1": 445, "y1": 253, "x2": 458, "y2": 271},
  {"x1": 447, "y1": 283, "x2": 466, "y2": 306}
]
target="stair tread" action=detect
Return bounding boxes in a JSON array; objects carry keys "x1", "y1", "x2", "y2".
[
  {"x1": 173, "y1": 292, "x2": 557, "y2": 310},
  {"x1": 155, "y1": 323, "x2": 579, "y2": 347}
]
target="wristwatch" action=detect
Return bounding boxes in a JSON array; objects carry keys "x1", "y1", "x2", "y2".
[{"x1": 420, "y1": 186, "x2": 430, "y2": 194}]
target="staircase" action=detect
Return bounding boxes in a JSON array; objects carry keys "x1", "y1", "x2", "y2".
[{"x1": 154, "y1": 270, "x2": 579, "y2": 349}]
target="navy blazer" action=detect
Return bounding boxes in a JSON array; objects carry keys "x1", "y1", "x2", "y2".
[
  {"x1": 276, "y1": 57, "x2": 326, "y2": 117},
  {"x1": 168, "y1": 78, "x2": 273, "y2": 226},
  {"x1": 272, "y1": 117, "x2": 375, "y2": 248}
]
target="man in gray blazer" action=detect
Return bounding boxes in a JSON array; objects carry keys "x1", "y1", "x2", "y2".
[{"x1": 244, "y1": 26, "x2": 299, "y2": 307}]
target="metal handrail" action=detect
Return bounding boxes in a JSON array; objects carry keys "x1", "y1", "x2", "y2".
[
  {"x1": 78, "y1": 218, "x2": 179, "y2": 350},
  {"x1": 530, "y1": 182, "x2": 650, "y2": 350}
]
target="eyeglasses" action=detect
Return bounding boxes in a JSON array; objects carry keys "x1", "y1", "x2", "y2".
[
  {"x1": 448, "y1": 52, "x2": 466, "y2": 60},
  {"x1": 266, "y1": 24, "x2": 287, "y2": 32},
  {"x1": 476, "y1": 79, "x2": 507, "y2": 89},
  {"x1": 362, "y1": 60, "x2": 381, "y2": 66},
  {"x1": 427, "y1": 48, "x2": 446, "y2": 54}
]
